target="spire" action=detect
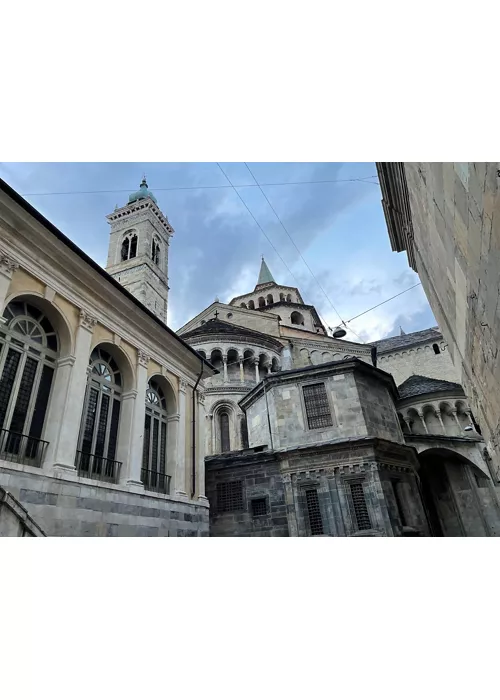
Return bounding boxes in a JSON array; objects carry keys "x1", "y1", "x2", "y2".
[{"x1": 257, "y1": 256, "x2": 275, "y2": 286}]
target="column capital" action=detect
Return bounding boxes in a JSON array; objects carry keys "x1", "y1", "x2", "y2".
[
  {"x1": 79, "y1": 309, "x2": 97, "y2": 332},
  {"x1": 179, "y1": 378, "x2": 189, "y2": 393},
  {"x1": 137, "y1": 349, "x2": 149, "y2": 368},
  {"x1": 252, "y1": 357, "x2": 259, "y2": 366},
  {"x1": 167, "y1": 413, "x2": 181, "y2": 423},
  {"x1": 122, "y1": 389, "x2": 138, "y2": 400},
  {"x1": 57, "y1": 355, "x2": 76, "y2": 369},
  {"x1": 0, "y1": 252, "x2": 19, "y2": 277},
  {"x1": 197, "y1": 391, "x2": 206, "y2": 405}
]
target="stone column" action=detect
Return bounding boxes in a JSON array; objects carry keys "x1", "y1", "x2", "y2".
[
  {"x1": 254, "y1": 357, "x2": 260, "y2": 383},
  {"x1": 197, "y1": 392, "x2": 208, "y2": 504},
  {"x1": 42, "y1": 356, "x2": 75, "y2": 469},
  {"x1": 436, "y1": 410, "x2": 446, "y2": 434},
  {"x1": 222, "y1": 354, "x2": 228, "y2": 383},
  {"x1": 239, "y1": 356, "x2": 244, "y2": 383},
  {"x1": 282, "y1": 472, "x2": 298, "y2": 537},
  {"x1": 166, "y1": 413, "x2": 180, "y2": 489},
  {"x1": 418, "y1": 411, "x2": 429, "y2": 434},
  {"x1": 117, "y1": 349, "x2": 149, "y2": 486},
  {"x1": 0, "y1": 253, "x2": 18, "y2": 313},
  {"x1": 53, "y1": 310, "x2": 96, "y2": 472},
  {"x1": 451, "y1": 409, "x2": 462, "y2": 432},
  {"x1": 175, "y1": 379, "x2": 188, "y2": 497}
]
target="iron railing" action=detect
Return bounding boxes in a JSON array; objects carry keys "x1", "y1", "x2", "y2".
[
  {"x1": 75, "y1": 450, "x2": 121, "y2": 484},
  {"x1": 141, "y1": 468, "x2": 171, "y2": 495},
  {"x1": 0, "y1": 428, "x2": 48, "y2": 468}
]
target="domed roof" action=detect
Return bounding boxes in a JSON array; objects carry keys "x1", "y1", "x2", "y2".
[{"x1": 128, "y1": 177, "x2": 158, "y2": 205}]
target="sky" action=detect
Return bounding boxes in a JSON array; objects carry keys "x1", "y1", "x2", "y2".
[{"x1": 0, "y1": 162, "x2": 435, "y2": 341}]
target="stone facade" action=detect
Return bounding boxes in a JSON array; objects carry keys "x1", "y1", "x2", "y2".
[
  {"x1": 0, "y1": 177, "x2": 214, "y2": 536},
  {"x1": 0, "y1": 484, "x2": 45, "y2": 536},
  {"x1": 376, "y1": 162, "x2": 500, "y2": 474}
]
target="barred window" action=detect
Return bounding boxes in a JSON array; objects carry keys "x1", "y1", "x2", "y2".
[
  {"x1": 350, "y1": 482, "x2": 371, "y2": 530},
  {"x1": 217, "y1": 481, "x2": 243, "y2": 513},
  {"x1": 305, "y1": 489, "x2": 324, "y2": 535},
  {"x1": 303, "y1": 383, "x2": 332, "y2": 429},
  {"x1": 251, "y1": 498, "x2": 267, "y2": 517}
]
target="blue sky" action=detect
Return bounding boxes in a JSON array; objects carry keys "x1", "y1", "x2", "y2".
[{"x1": 0, "y1": 162, "x2": 435, "y2": 340}]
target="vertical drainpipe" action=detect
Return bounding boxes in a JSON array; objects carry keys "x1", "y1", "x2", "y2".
[{"x1": 191, "y1": 359, "x2": 204, "y2": 499}]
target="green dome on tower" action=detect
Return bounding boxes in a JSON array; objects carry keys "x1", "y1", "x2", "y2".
[{"x1": 128, "y1": 177, "x2": 158, "y2": 205}]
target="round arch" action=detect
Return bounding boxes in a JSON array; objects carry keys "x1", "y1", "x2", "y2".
[
  {"x1": 147, "y1": 373, "x2": 177, "y2": 414},
  {"x1": 5, "y1": 292, "x2": 74, "y2": 357},
  {"x1": 210, "y1": 399, "x2": 240, "y2": 454},
  {"x1": 89, "y1": 341, "x2": 135, "y2": 392},
  {"x1": 416, "y1": 447, "x2": 494, "y2": 537}
]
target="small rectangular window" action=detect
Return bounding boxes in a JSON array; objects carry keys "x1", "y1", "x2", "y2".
[
  {"x1": 305, "y1": 489, "x2": 324, "y2": 535},
  {"x1": 350, "y1": 482, "x2": 371, "y2": 531},
  {"x1": 303, "y1": 383, "x2": 333, "y2": 429},
  {"x1": 217, "y1": 481, "x2": 244, "y2": 513},
  {"x1": 251, "y1": 498, "x2": 267, "y2": 517}
]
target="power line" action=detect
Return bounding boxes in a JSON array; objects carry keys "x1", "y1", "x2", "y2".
[
  {"x1": 346, "y1": 283, "x2": 422, "y2": 323},
  {"x1": 243, "y1": 163, "x2": 366, "y2": 343},
  {"x1": 18, "y1": 175, "x2": 379, "y2": 197}
]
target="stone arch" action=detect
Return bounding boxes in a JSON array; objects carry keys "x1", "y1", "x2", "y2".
[
  {"x1": 397, "y1": 412, "x2": 410, "y2": 434},
  {"x1": 432, "y1": 343, "x2": 441, "y2": 355},
  {"x1": 422, "y1": 404, "x2": 441, "y2": 434},
  {"x1": 291, "y1": 311, "x2": 304, "y2": 325},
  {"x1": 258, "y1": 296, "x2": 265, "y2": 309},
  {"x1": 310, "y1": 350, "x2": 320, "y2": 365},
  {"x1": 197, "y1": 349, "x2": 207, "y2": 360},
  {"x1": 226, "y1": 347, "x2": 240, "y2": 382},
  {"x1": 417, "y1": 447, "x2": 496, "y2": 537},
  {"x1": 455, "y1": 400, "x2": 471, "y2": 431},
  {"x1": 286, "y1": 294, "x2": 292, "y2": 302},
  {"x1": 89, "y1": 341, "x2": 135, "y2": 392},
  {"x1": 242, "y1": 349, "x2": 255, "y2": 382},
  {"x1": 299, "y1": 348, "x2": 310, "y2": 365},
  {"x1": 240, "y1": 303, "x2": 247, "y2": 308},
  {"x1": 322, "y1": 352, "x2": 333, "y2": 363},
  {"x1": 279, "y1": 293, "x2": 285, "y2": 301},
  {"x1": 266, "y1": 294, "x2": 274, "y2": 305},
  {"x1": 5, "y1": 292, "x2": 74, "y2": 357},
  {"x1": 407, "y1": 407, "x2": 425, "y2": 435},
  {"x1": 248, "y1": 300, "x2": 255, "y2": 310},
  {"x1": 439, "y1": 401, "x2": 460, "y2": 436},
  {"x1": 258, "y1": 352, "x2": 270, "y2": 376},
  {"x1": 147, "y1": 373, "x2": 177, "y2": 414},
  {"x1": 271, "y1": 357, "x2": 280, "y2": 372},
  {"x1": 211, "y1": 399, "x2": 240, "y2": 454}
]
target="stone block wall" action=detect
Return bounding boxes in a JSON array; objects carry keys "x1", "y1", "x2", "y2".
[
  {"x1": 377, "y1": 342, "x2": 460, "y2": 386},
  {"x1": 354, "y1": 372, "x2": 403, "y2": 443},
  {"x1": 0, "y1": 463, "x2": 209, "y2": 537},
  {"x1": 401, "y1": 163, "x2": 500, "y2": 469},
  {"x1": 206, "y1": 454, "x2": 289, "y2": 536},
  {"x1": 0, "y1": 485, "x2": 45, "y2": 536}
]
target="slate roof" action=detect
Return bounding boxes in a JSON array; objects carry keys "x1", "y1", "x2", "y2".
[
  {"x1": 374, "y1": 327, "x2": 442, "y2": 353},
  {"x1": 398, "y1": 374, "x2": 464, "y2": 400},
  {"x1": 180, "y1": 318, "x2": 283, "y2": 349}
]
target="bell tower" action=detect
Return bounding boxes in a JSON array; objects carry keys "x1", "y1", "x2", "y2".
[{"x1": 105, "y1": 178, "x2": 173, "y2": 324}]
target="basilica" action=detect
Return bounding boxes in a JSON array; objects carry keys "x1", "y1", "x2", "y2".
[{"x1": 1, "y1": 176, "x2": 499, "y2": 536}]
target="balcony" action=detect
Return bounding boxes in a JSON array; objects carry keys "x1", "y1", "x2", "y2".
[
  {"x1": 75, "y1": 450, "x2": 121, "y2": 484},
  {"x1": 141, "y1": 468, "x2": 171, "y2": 495},
  {"x1": 0, "y1": 428, "x2": 48, "y2": 468}
]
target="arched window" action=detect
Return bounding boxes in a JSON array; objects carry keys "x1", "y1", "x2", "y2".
[
  {"x1": 291, "y1": 311, "x2": 304, "y2": 325},
  {"x1": 279, "y1": 293, "x2": 285, "y2": 301},
  {"x1": 220, "y1": 412, "x2": 230, "y2": 452},
  {"x1": 77, "y1": 347, "x2": 122, "y2": 481},
  {"x1": 151, "y1": 238, "x2": 160, "y2": 266},
  {"x1": 121, "y1": 231, "x2": 138, "y2": 261},
  {"x1": 286, "y1": 294, "x2": 292, "y2": 302},
  {"x1": 0, "y1": 301, "x2": 58, "y2": 464},
  {"x1": 258, "y1": 297, "x2": 265, "y2": 309},
  {"x1": 240, "y1": 303, "x2": 247, "y2": 308},
  {"x1": 248, "y1": 300, "x2": 255, "y2": 310},
  {"x1": 266, "y1": 294, "x2": 274, "y2": 305},
  {"x1": 432, "y1": 343, "x2": 441, "y2": 355},
  {"x1": 141, "y1": 379, "x2": 169, "y2": 493}
]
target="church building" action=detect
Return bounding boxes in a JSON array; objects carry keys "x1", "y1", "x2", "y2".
[{"x1": 1, "y1": 174, "x2": 499, "y2": 537}]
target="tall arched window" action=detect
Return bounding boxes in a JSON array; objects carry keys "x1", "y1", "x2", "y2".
[
  {"x1": 266, "y1": 294, "x2": 274, "y2": 305},
  {"x1": 0, "y1": 301, "x2": 58, "y2": 464},
  {"x1": 151, "y1": 238, "x2": 160, "y2": 266},
  {"x1": 77, "y1": 347, "x2": 122, "y2": 481},
  {"x1": 291, "y1": 311, "x2": 304, "y2": 325},
  {"x1": 286, "y1": 294, "x2": 292, "y2": 302},
  {"x1": 141, "y1": 379, "x2": 169, "y2": 493},
  {"x1": 279, "y1": 293, "x2": 285, "y2": 301},
  {"x1": 248, "y1": 300, "x2": 255, "y2": 310},
  {"x1": 121, "y1": 231, "x2": 138, "y2": 261},
  {"x1": 220, "y1": 412, "x2": 230, "y2": 453},
  {"x1": 258, "y1": 297, "x2": 265, "y2": 309}
]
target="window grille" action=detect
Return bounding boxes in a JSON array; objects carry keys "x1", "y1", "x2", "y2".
[
  {"x1": 305, "y1": 489, "x2": 324, "y2": 535},
  {"x1": 350, "y1": 482, "x2": 371, "y2": 530},
  {"x1": 303, "y1": 383, "x2": 333, "y2": 429},
  {"x1": 216, "y1": 481, "x2": 243, "y2": 513},
  {"x1": 251, "y1": 498, "x2": 267, "y2": 517}
]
